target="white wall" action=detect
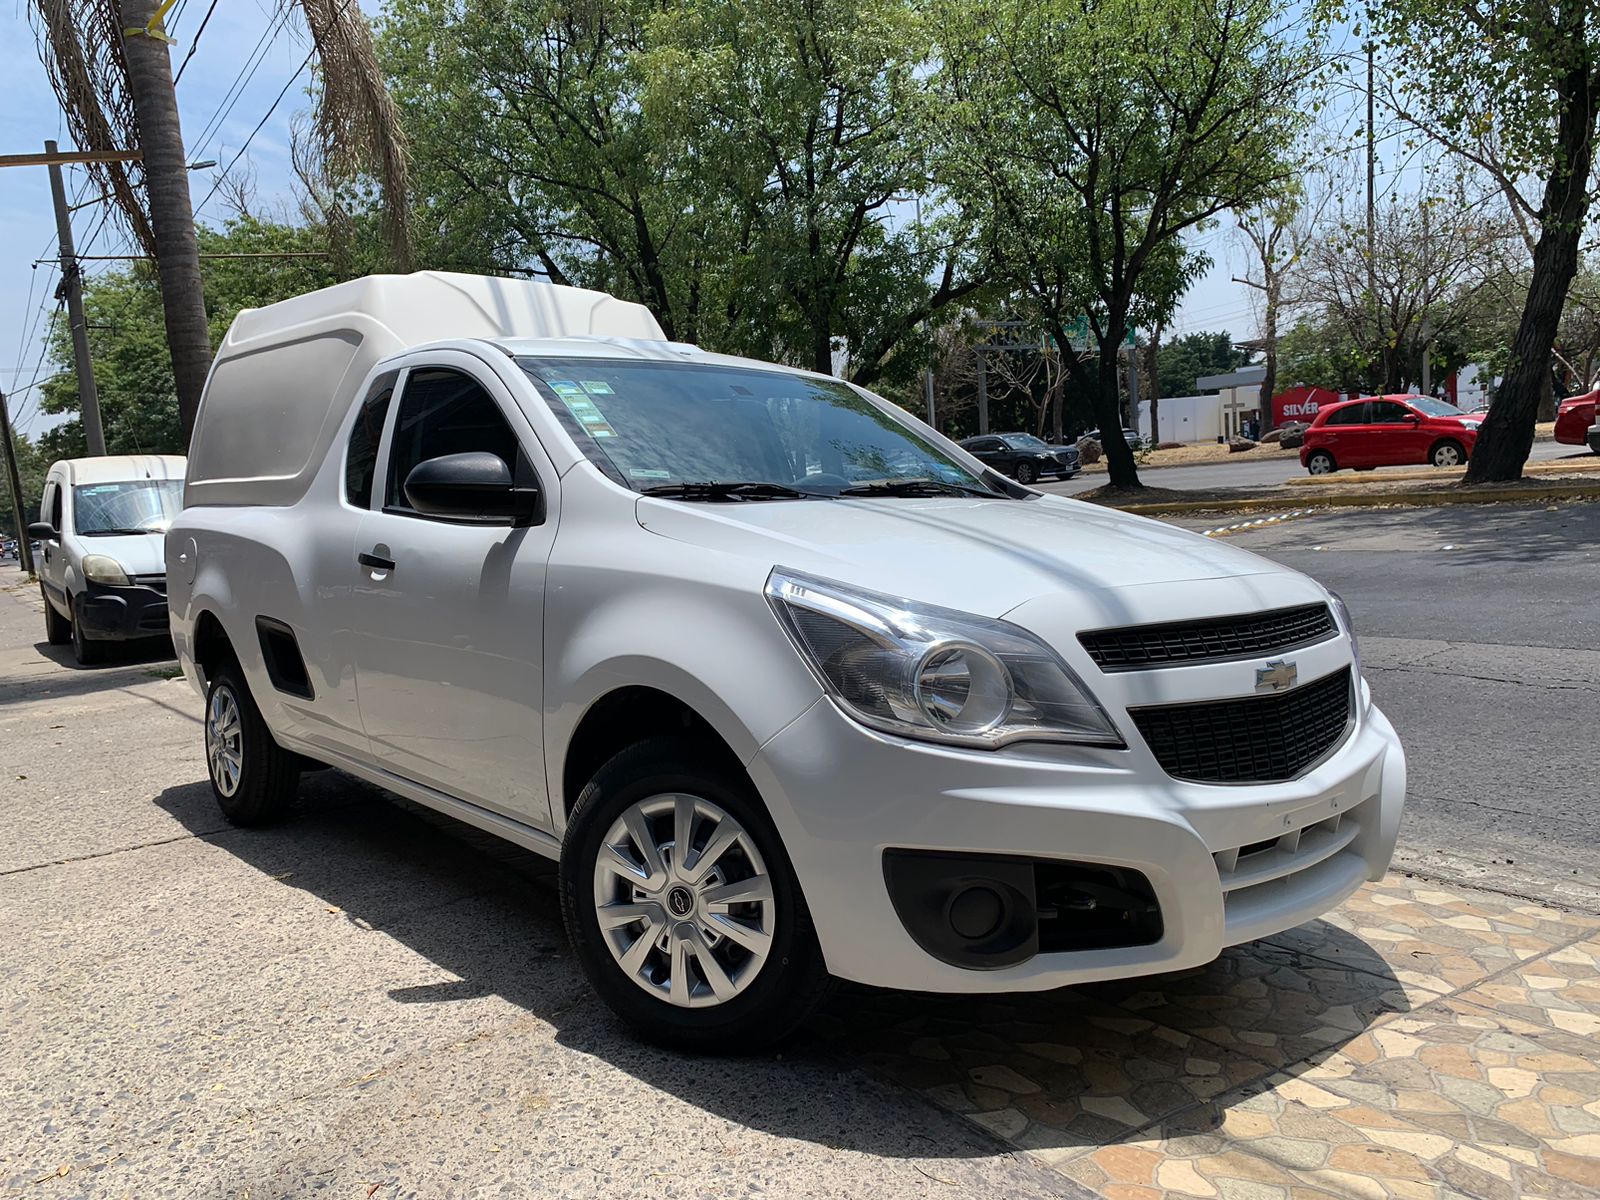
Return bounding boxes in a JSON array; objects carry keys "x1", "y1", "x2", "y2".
[{"x1": 1137, "y1": 394, "x2": 1220, "y2": 443}]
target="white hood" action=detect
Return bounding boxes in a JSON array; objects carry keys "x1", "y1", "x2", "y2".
[
  {"x1": 77, "y1": 532, "x2": 168, "y2": 577},
  {"x1": 636, "y1": 492, "x2": 1291, "y2": 618}
]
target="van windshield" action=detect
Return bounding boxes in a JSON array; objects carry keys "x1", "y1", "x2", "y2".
[
  {"x1": 517, "y1": 357, "x2": 1002, "y2": 498},
  {"x1": 73, "y1": 480, "x2": 184, "y2": 536}
]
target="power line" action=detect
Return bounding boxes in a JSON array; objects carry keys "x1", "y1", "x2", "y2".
[
  {"x1": 173, "y1": 0, "x2": 222, "y2": 87},
  {"x1": 188, "y1": 3, "x2": 297, "y2": 167},
  {"x1": 193, "y1": 44, "x2": 318, "y2": 220}
]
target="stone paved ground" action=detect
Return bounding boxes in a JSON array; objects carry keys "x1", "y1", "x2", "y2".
[
  {"x1": 827, "y1": 878, "x2": 1600, "y2": 1198},
  {"x1": 4, "y1": 571, "x2": 1599, "y2": 1199}
]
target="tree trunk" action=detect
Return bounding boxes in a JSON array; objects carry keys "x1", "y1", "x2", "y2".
[
  {"x1": 120, "y1": 0, "x2": 212, "y2": 449},
  {"x1": 1466, "y1": 49, "x2": 1597, "y2": 482},
  {"x1": 1258, "y1": 302, "x2": 1277, "y2": 430},
  {"x1": 1095, "y1": 339, "x2": 1140, "y2": 488}
]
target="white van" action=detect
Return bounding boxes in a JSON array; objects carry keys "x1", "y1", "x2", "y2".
[
  {"x1": 167, "y1": 273, "x2": 1405, "y2": 1050},
  {"x1": 32, "y1": 454, "x2": 185, "y2": 664}
]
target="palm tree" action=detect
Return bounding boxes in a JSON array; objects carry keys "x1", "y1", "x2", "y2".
[{"x1": 29, "y1": 0, "x2": 412, "y2": 447}]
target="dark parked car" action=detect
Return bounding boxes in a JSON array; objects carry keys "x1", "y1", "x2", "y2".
[
  {"x1": 1084, "y1": 427, "x2": 1147, "y2": 450},
  {"x1": 959, "y1": 432, "x2": 1079, "y2": 484}
]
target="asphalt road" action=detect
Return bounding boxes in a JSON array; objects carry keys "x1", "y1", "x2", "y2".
[
  {"x1": 1043, "y1": 438, "x2": 1584, "y2": 495},
  {"x1": 1166, "y1": 500, "x2": 1600, "y2": 909}
]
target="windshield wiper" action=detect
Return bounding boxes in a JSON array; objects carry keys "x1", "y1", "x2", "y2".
[
  {"x1": 639, "y1": 481, "x2": 823, "y2": 502},
  {"x1": 840, "y1": 478, "x2": 1002, "y2": 499},
  {"x1": 83, "y1": 526, "x2": 164, "y2": 535}
]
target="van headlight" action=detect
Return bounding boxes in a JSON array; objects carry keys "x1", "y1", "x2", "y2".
[
  {"x1": 765, "y1": 569, "x2": 1123, "y2": 749},
  {"x1": 1329, "y1": 589, "x2": 1361, "y2": 672},
  {"x1": 82, "y1": 554, "x2": 131, "y2": 585}
]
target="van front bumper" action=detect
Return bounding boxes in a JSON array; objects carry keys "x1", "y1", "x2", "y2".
[
  {"x1": 75, "y1": 578, "x2": 170, "y2": 640},
  {"x1": 747, "y1": 695, "x2": 1405, "y2": 993}
]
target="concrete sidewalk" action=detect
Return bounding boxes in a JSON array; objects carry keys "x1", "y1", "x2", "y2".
[{"x1": 2, "y1": 570, "x2": 1597, "y2": 1199}]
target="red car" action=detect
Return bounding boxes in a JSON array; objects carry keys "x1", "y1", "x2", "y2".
[
  {"x1": 1300, "y1": 394, "x2": 1481, "y2": 475},
  {"x1": 1555, "y1": 391, "x2": 1598, "y2": 450}
]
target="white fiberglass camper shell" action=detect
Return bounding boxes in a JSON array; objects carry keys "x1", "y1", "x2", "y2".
[
  {"x1": 168, "y1": 271, "x2": 1404, "y2": 1052},
  {"x1": 184, "y1": 271, "x2": 665, "y2": 509}
]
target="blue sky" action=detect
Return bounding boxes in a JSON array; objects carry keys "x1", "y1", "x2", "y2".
[
  {"x1": 1, "y1": 0, "x2": 310, "y2": 438},
  {"x1": 1, "y1": 1, "x2": 1378, "y2": 441}
]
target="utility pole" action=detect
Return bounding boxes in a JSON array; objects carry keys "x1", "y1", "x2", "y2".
[
  {"x1": 0, "y1": 387, "x2": 37, "y2": 579},
  {"x1": 46, "y1": 140, "x2": 107, "y2": 456},
  {"x1": 975, "y1": 348, "x2": 989, "y2": 434},
  {"x1": 1366, "y1": 41, "x2": 1377, "y2": 298},
  {"x1": 924, "y1": 367, "x2": 936, "y2": 428}
]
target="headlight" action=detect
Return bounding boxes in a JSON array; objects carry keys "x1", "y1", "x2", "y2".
[
  {"x1": 1329, "y1": 590, "x2": 1360, "y2": 672},
  {"x1": 82, "y1": 554, "x2": 130, "y2": 585},
  {"x1": 765, "y1": 569, "x2": 1123, "y2": 749}
]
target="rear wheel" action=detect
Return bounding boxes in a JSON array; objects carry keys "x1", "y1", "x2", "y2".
[
  {"x1": 560, "y1": 737, "x2": 830, "y2": 1052},
  {"x1": 205, "y1": 661, "x2": 300, "y2": 825},
  {"x1": 42, "y1": 588, "x2": 69, "y2": 645},
  {"x1": 68, "y1": 596, "x2": 104, "y2": 665},
  {"x1": 1014, "y1": 461, "x2": 1038, "y2": 485},
  {"x1": 1431, "y1": 439, "x2": 1465, "y2": 468},
  {"x1": 1306, "y1": 450, "x2": 1337, "y2": 476}
]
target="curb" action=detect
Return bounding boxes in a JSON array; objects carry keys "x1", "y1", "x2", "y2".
[
  {"x1": 1111, "y1": 480, "x2": 1600, "y2": 515},
  {"x1": 1285, "y1": 456, "x2": 1600, "y2": 488}
]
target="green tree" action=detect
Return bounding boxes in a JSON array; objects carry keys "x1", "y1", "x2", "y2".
[
  {"x1": 1371, "y1": 0, "x2": 1600, "y2": 480},
  {"x1": 933, "y1": 0, "x2": 1316, "y2": 488},
  {"x1": 381, "y1": 0, "x2": 981, "y2": 386},
  {"x1": 37, "y1": 217, "x2": 353, "y2": 457},
  {"x1": 1156, "y1": 331, "x2": 1251, "y2": 397}
]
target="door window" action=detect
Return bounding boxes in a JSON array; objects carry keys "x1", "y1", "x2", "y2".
[
  {"x1": 346, "y1": 370, "x2": 400, "y2": 509},
  {"x1": 46, "y1": 483, "x2": 62, "y2": 532},
  {"x1": 1368, "y1": 401, "x2": 1413, "y2": 424},
  {"x1": 1325, "y1": 404, "x2": 1368, "y2": 426},
  {"x1": 384, "y1": 368, "x2": 521, "y2": 514}
]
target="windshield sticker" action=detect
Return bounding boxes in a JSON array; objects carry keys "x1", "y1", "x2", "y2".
[
  {"x1": 580, "y1": 380, "x2": 615, "y2": 395},
  {"x1": 589, "y1": 424, "x2": 618, "y2": 438},
  {"x1": 628, "y1": 467, "x2": 670, "y2": 480},
  {"x1": 549, "y1": 380, "x2": 584, "y2": 397},
  {"x1": 561, "y1": 395, "x2": 609, "y2": 424}
]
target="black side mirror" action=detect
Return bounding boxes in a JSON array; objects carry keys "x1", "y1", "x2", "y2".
[
  {"x1": 27, "y1": 521, "x2": 55, "y2": 541},
  {"x1": 403, "y1": 451, "x2": 540, "y2": 524}
]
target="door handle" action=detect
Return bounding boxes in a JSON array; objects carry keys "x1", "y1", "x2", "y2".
[{"x1": 358, "y1": 551, "x2": 396, "y2": 571}]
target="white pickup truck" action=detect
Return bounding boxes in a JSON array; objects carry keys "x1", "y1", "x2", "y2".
[{"x1": 167, "y1": 272, "x2": 1405, "y2": 1050}]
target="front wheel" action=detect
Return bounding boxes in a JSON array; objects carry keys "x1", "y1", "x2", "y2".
[
  {"x1": 1014, "y1": 461, "x2": 1037, "y2": 485},
  {"x1": 1431, "y1": 440, "x2": 1466, "y2": 468},
  {"x1": 68, "y1": 596, "x2": 104, "y2": 665},
  {"x1": 1306, "y1": 450, "x2": 1337, "y2": 476},
  {"x1": 560, "y1": 737, "x2": 830, "y2": 1052},
  {"x1": 42, "y1": 588, "x2": 70, "y2": 645},
  {"x1": 205, "y1": 662, "x2": 301, "y2": 825}
]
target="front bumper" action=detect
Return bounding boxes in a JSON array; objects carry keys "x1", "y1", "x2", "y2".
[
  {"x1": 75, "y1": 577, "x2": 170, "y2": 640},
  {"x1": 748, "y1": 693, "x2": 1404, "y2": 993}
]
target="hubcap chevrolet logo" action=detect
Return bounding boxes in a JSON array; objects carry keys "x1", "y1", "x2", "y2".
[{"x1": 1256, "y1": 659, "x2": 1298, "y2": 693}]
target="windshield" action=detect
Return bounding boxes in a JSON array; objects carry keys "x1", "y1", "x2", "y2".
[
  {"x1": 1002, "y1": 434, "x2": 1049, "y2": 450},
  {"x1": 1408, "y1": 396, "x2": 1463, "y2": 417},
  {"x1": 518, "y1": 358, "x2": 1000, "y2": 497},
  {"x1": 72, "y1": 479, "x2": 183, "y2": 536}
]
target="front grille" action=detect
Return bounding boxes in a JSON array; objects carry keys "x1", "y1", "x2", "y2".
[
  {"x1": 1129, "y1": 667, "x2": 1352, "y2": 784},
  {"x1": 131, "y1": 574, "x2": 166, "y2": 595},
  {"x1": 1078, "y1": 603, "x2": 1336, "y2": 670}
]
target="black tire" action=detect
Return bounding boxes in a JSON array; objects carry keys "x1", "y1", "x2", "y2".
[
  {"x1": 1431, "y1": 439, "x2": 1466, "y2": 468},
  {"x1": 204, "y1": 661, "x2": 300, "y2": 826},
  {"x1": 1014, "y1": 461, "x2": 1038, "y2": 485},
  {"x1": 68, "y1": 595, "x2": 104, "y2": 665},
  {"x1": 559, "y1": 736, "x2": 831, "y2": 1052},
  {"x1": 1306, "y1": 450, "x2": 1337, "y2": 476},
  {"x1": 42, "y1": 588, "x2": 70, "y2": 645}
]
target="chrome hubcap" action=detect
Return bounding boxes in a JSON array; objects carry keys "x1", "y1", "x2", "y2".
[
  {"x1": 1436, "y1": 446, "x2": 1460, "y2": 466},
  {"x1": 206, "y1": 686, "x2": 243, "y2": 798},
  {"x1": 592, "y1": 793, "x2": 774, "y2": 1008}
]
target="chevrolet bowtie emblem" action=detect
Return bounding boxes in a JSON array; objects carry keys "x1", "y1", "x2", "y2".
[{"x1": 1256, "y1": 659, "x2": 1298, "y2": 693}]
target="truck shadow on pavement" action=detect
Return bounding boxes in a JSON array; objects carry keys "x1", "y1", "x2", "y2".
[{"x1": 154, "y1": 772, "x2": 1415, "y2": 1162}]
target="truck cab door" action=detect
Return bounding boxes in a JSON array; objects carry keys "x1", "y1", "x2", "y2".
[{"x1": 351, "y1": 353, "x2": 558, "y2": 830}]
